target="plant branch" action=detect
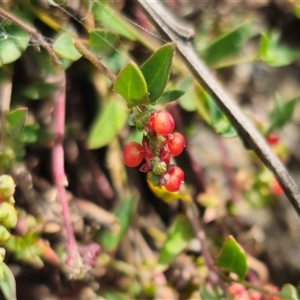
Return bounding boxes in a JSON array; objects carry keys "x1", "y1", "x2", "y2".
[
  {"x1": 183, "y1": 202, "x2": 228, "y2": 294},
  {"x1": 74, "y1": 39, "x2": 117, "y2": 82},
  {"x1": 0, "y1": 7, "x2": 61, "y2": 65},
  {"x1": 52, "y1": 74, "x2": 79, "y2": 270},
  {"x1": 137, "y1": 0, "x2": 300, "y2": 218}
]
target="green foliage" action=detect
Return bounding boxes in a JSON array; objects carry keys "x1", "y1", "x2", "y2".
[
  {"x1": 259, "y1": 31, "x2": 300, "y2": 67},
  {"x1": 200, "y1": 286, "x2": 225, "y2": 300},
  {"x1": 199, "y1": 88, "x2": 237, "y2": 137},
  {"x1": 89, "y1": 29, "x2": 119, "y2": 58},
  {"x1": 93, "y1": 3, "x2": 137, "y2": 41},
  {"x1": 0, "y1": 174, "x2": 17, "y2": 299},
  {"x1": 114, "y1": 62, "x2": 149, "y2": 108},
  {"x1": 23, "y1": 82, "x2": 58, "y2": 100},
  {"x1": 6, "y1": 108, "x2": 28, "y2": 138},
  {"x1": 87, "y1": 97, "x2": 128, "y2": 149},
  {"x1": 98, "y1": 196, "x2": 137, "y2": 252},
  {"x1": 103, "y1": 290, "x2": 129, "y2": 300},
  {"x1": 156, "y1": 90, "x2": 185, "y2": 105},
  {"x1": 202, "y1": 22, "x2": 254, "y2": 66},
  {"x1": 268, "y1": 95, "x2": 299, "y2": 133},
  {"x1": 0, "y1": 14, "x2": 30, "y2": 65},
  {"x1": 177, "y1": 78, "x2": 197, "y2": 111},
  {"x1": 1, "y1": 2, "x2": 299, "y2": 297},
  {"x1": 0, "y1": 262, "x2": 16, "y2": 300},
  {"x1": 216, "y1": 235, "x2": 248, "y2": 280},
  {"x1": 53, "y1": 32, "x2": 82, "y2": 61},
  {"x1": 280, "y1": 284, "x2": 299, "y2": 300},
  {"x1": 157, "y1": 214, "x2": 194, "y2": 271},
  {"x1": 140, "y1": 43, "x2": 176, "y2": 103},
  {"x1": 5, "y1": 235, "x2": 44, "y2": 268}
]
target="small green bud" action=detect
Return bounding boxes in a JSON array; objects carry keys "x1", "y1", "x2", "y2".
[
  {"x1": 0, "y1": 175, "x2": 15, "y2": 200},
  {"x1": 0, "y1": 225, "x2": 11, "y2": 243},
  {"x1": 128, "y1": 112, "x2": 136, "y2": 126},
  {"x1": 147, "y1": 171, "x2": 160, "y2": 186},
  {"x1": 153, "y1": 161, "x2": 167, "y2": 175},
  {"x1": 0, "y1": 202, "x2": 18, "y2": 229}
]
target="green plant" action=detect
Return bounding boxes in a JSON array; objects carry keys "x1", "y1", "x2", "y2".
[
  {"x1": 0, "y1": 175, "x2": 17, "y2": 300},
  {"x1": 1, "y1": 1, "x2": 300, "y2": 299}
]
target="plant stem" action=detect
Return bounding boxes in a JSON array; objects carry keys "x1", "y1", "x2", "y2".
[
  {"x1": 183, "y1": 202, "x2": 228, "y2": 295},
  {"x1": 74, "y1": 39, "x2": 117, "y2": 82},
  {"x1": 0, "y1": 7, "x2": 61, "y2": 65},
  {"x1": 52, "y1": 74, "x2": 78, "y2": 267}
]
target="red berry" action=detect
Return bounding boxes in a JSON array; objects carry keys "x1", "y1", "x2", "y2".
[
  {"x1": 123, "y1": 141, "x2": 145, "y2": 168},
  {"x1": 164, "y1": 166, "x2": 184, "y2": 192},
  {"x1": 271, "y1": 179, "x2": 284, "y2": 196},
  {"x1": 152, "y1": 111, "x2": 175, "y2": 136},
  {"x1": 166, "y1": 132, "x2": 185, "y2": 156},
  {"x1": 145, "y1": 114, "x2": 155, "y2": 134},
  {"x1": 267, "y1": 133, "x2": 279, "y2": 146}
]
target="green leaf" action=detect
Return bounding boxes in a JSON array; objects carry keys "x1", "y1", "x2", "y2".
[
  {"x1": 6, "y1": 108, "x2": 28, "y2": 139},
  {"x1": 103, "y1": 291, "x2": 129, "y2": 300},
  {"x1": 89, "y1": 29, "x2": 119, "y2": 58},
  {"x1": 53, "y1": 32, "x2": 82, "y2": 61},
  {"x1": 178, "y1": 78, "x2": 197, "y2": 112},
  {"x1": 200, "y1": 286, "x2": 225, "y2": 300},
  {"x1": 87, "y1": 97, "x2": 128, "y2": 149},
  {"x1": 295, "y1": 5, "x2": 300, "y2": 19},
  {"x1": 0, "y1": 263, "x2": 16, "y2": 300},
  {"x1": 215, "y1": 235, "x2": 248, "y2": 280},
  {"x1": 0, "y1": 19, "x2": 30, "y2": 65},
  {"x1": 114, "y1": 62, "x2": 149, "y2": 108},
  {"x1": 98, "y1": 196, "x2": 137, "y2": 252},
  {"x1": 156, "y1": 90, "x2": 185, "y2": 105},
  {"x1": 268, "y1": 95, "x2": 299, "y2": 132},
  {"x1": 202, "y1": 22, "x2": 253, "y2": 66},
  {"x1": 21, "y1": 124, "x2": 41, "y2": 144},
  {"x1": 157, "y1": 214, "x2": 194, "y2": 271},
  {"x1": 259, "y1": 31, "x2": 300, "y2": 67},
  {"x1": 280, "y1": 284, "x2": 299, "y2": 300},
  {"x1": 141, "y1": 43, "x2": 176, "y2": 103},
  {"x1": 93, "y1": 3, "x2": 137, "y2": 41},
  {"x1": 23, "y1": 82, "x2": 58, "y2": 100},
  {"x1": 200, "y1": 89, "x2": 237, "y2": 138}
]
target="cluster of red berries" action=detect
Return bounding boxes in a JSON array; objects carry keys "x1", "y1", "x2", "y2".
[{"x1": 123, "y1": 109, "x2": 185, "y2": 192}]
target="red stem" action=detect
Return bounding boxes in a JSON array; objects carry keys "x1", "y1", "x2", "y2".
[{"x1": 52, "y1": 74, "x2": 78, "y2": 265}]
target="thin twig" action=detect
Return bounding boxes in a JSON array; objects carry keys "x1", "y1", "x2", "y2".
[
  {"x1": 52, "y1": 74, "x2": 79, "y2": 269},
  {"x1": 184, "y1": 202, "x2": 228, "y2": 294},
  {"x1": 0, "y1": 7, "x2": 61, "y2": 65},
  {"x1": 74, "y1": 39, "x2": 117, "y2": 82},
  {"x1": 137, "y1": 0, "x2": 300, "y2": 218}
]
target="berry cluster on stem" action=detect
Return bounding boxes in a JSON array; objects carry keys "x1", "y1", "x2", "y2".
[{"x1": 123, "y1": 107, "x2": 185, "y2": 192}]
